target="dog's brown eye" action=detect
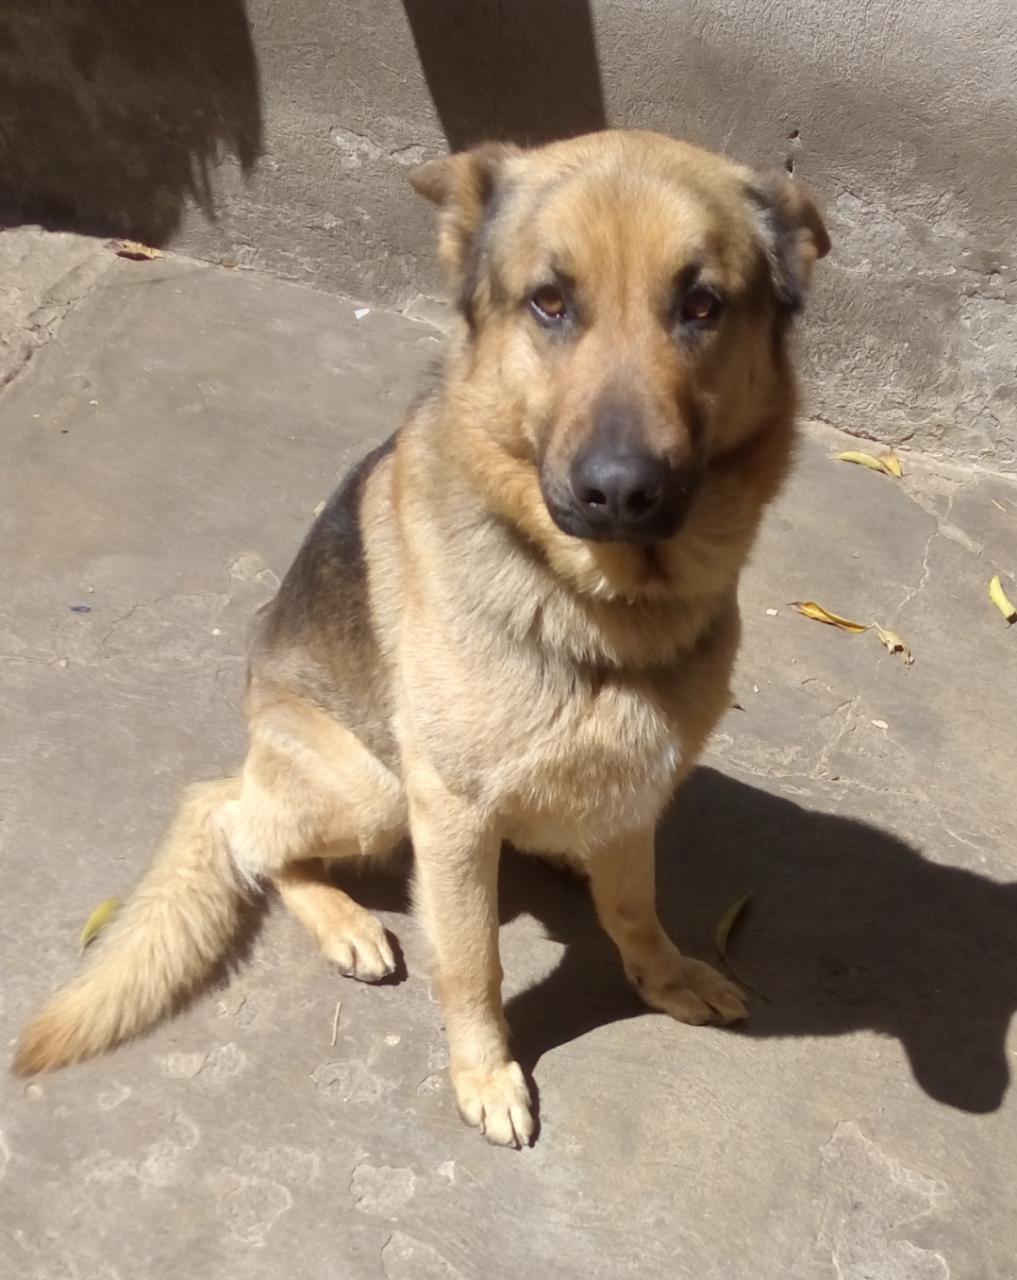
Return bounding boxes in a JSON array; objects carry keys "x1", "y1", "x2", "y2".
[
  {"x1": 530, "y1": 285, "x2": 568, "y2": 323},
  {"x1": 680, "y1": 287, "x2": 723, "y2": 326}
]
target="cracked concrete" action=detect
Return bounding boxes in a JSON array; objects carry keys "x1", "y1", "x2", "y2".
[
  {"x1": 0, "y1": 228, "x2": 115, "y2": 391},
  {"x1": 1, "y1": 239, "x2": 1016, "y2": 1279}
]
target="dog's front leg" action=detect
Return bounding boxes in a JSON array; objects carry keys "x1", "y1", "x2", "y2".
[
  {"x1": 408, "y1": 771, "x2": 533, "y2": 1147},
  {"x1": 589, "y1": 828, "x2": 748, "y2": 1025}
]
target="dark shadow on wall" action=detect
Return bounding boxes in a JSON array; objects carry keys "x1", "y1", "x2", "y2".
[
  {"x1": 0, "y1": 0, "x2": 262, "y2": 242},
  {"x1": 499, "y1": 767, "x2": 1017, "y2": 1117},
  {"x1": 401, "y1": 0, "x2": 606, "y2": 149}
]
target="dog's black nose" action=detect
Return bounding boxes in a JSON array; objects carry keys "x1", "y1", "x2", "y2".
[{"x1": 568, "y1": 447, "x2": 690, "y2": 541}]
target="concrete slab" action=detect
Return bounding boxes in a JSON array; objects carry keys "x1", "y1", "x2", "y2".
[{"x1": 1, "y1": 251, "x2": 1015, "y2": 1280}]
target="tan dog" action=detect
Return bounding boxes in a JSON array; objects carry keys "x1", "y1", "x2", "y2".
[{"x1": 14, "y1": 131, "x2": 829, "y2": 1146}]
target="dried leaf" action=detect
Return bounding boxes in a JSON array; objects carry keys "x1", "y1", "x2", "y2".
[
  {"x1": 874, "y1": 623, "x2": 914, "y2": 665},
  {"x1": 790, "y1": 601, "x2": 870, "y2": 633},
  {"x1": 330, "y1": 998, "x2": 343, "y2": 1047},
  {"x1": 715, "y1": 893, "x2": 752, "y2": 961},
  {"x1": 115, "y1": 239, "x2": 162, "y2": 260},
  {"x1": 713, "y1": 893, "x2": 769, "y2": 1002},
  {"x1": 80, "y1": 896, "x2": 121, "y2": 953},
  {"x1": 988, "y1": 574, "x2": 1017, "y2": 625},
  {"x1": 837, "y1": 450, "x2": 901, "y2": 478}
]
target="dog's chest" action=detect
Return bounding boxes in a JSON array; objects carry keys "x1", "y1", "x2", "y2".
[{"x1": 494, "y1": 670, "x2": 683, "y2": 851}]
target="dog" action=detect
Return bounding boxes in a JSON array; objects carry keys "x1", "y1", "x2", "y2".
[{"x1": 14, "y1": 130, "x2": 829, "y2": 1146}]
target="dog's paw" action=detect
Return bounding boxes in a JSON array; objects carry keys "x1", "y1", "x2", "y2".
[
  {"x1": 639, "y1": 956, "x2": 747, "y2": 1025},
  {"x1": 321, "y1": 910, "x2": 396, "y2": 983},
  {"x1": 453, "y1": 1060, "x2": 534, "y2": 1148}
]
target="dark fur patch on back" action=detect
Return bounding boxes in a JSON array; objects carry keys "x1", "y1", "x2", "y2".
[
  {"x1": 263, "y1": 431, "x2": 397, "y2": 644},
  {"x1": 251, "y1": 431, "x2": 399, "y2": 760}
]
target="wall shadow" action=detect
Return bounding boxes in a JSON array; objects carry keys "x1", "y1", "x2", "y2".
[
  {"x1": 0, "y1": 0, "x2": 262, "y2": 242},
  {"x1": 401, "y1": 0, "x2": 606, "y2": 149},
  {"x1": 500, "y1": 767, "x2": 1017, "y2": 1116}
]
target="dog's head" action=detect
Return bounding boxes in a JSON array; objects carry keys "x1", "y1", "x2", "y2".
[{"x1": 411, "y1": 131, "x2": 829, "y2": 599}]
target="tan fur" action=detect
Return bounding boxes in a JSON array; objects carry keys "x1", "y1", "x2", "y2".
[
  {"x1": 14, "y1": 131, "x2": 828, "y2": 1146},
  {"x1": 14, "y1": 779, "x2": 241, "y2": 1076}
]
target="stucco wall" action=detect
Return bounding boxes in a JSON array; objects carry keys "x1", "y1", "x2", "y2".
[{"x1": 3, "y1": 0, "x2": 1015, "y2": 468}]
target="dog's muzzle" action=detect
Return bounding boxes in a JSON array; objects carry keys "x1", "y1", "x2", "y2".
[{"x1": 543, "y1": 446, "x2": 700, "y2": 544}]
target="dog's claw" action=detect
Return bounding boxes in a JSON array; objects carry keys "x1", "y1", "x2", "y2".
[{"x1": 453, "y1": 1060, "x2": 534, "y2": 1148}]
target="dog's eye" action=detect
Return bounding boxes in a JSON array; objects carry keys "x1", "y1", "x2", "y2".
[
  {"x1": 530, "y1": 285, "x2": 568, "y2": 324},
  {"x1": 679, "y1": 287, "x2": 724, "y2": 327}
]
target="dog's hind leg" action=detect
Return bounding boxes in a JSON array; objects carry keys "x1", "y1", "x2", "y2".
[
  {"x1": 275, "y1": 858, "x2": 396, "y2": 982},
  {"x1": 221, "y1": 691, "x2": 408, "y2": 981}
]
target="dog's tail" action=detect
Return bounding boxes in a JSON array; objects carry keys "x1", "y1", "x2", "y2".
[{"x1": 13, "y1": 777, "x2": 245, "y2": 1077}]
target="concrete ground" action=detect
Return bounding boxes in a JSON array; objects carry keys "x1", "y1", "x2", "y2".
[{"x1": 1, "y1": 229, "x2": 1016, "y2": 1280}]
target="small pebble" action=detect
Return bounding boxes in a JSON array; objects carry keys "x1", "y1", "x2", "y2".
[{"x1": 69, "y1": 604, "x2": 92, "y2": 614}]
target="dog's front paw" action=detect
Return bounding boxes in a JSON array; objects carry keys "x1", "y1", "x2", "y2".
[
  {"x1": 637, "y1": 955, "x2": 747, "y2": 1026},
  {"x1": 452, "y1": 1060, "x2": 534, "y2": 1148}
]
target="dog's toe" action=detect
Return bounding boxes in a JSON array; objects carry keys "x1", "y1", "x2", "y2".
[{"x1": 453, "y1": 1060, "x2": 534, "y2": 1148}]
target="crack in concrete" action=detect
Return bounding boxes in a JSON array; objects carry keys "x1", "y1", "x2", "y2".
[
  {"x1": 97, "y1": 591, "x2": 226, "y2": 648},
  {"x1": 0, "y1": 246, "x2": 115, "y2": 396},
  {"x1": 810, "y1": 695, "x2": 861, "y2": 782},
  {"x1": 894, "y1": 470, "x2": 984, "y2": 616}
]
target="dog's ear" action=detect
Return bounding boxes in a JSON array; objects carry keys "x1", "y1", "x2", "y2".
[
  {"x1": 409, "y1": 144, "x2": 519, "y2": 292},
  {"x1": 746, "y1": 174, "x2": 831, "y2": 313}
]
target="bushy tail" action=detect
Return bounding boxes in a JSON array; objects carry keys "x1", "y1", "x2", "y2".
[{"x1": 14, "y1": 777, "x2": 244, "y2": 1076}]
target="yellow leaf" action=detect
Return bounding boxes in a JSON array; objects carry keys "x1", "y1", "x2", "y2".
[
  {"x1": 790, "y1": 601, "x2": 870, "y2": 633},
  {"x1": 115, "y1": 240, "x2": 162, "y2": 261},
  {"x1": 713, "y1": 893, "x2": 769, "y2": 1003},
  {"x1": 715, "y1": 893, "x2": 752, "y2": 962},
  {"x1": 874, "y1": 623, "x2": 914, "y2": 665},
  {"x1": 988, "y1": 574, "x2": 1017, "y2": 625},
  {"x1": 837, "y1": 450, "x2": 901, "y2": 478},
  {"x1": 79, "y1": 896, "x2": 121, "y2": 953}
]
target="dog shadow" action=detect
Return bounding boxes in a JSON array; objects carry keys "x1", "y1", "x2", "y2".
[
  {"x1": 336, "y1": 766, "x2": 1017, "y2": 1116},
  {"x1": 499, "y1": 767, "x2": 1017, "y2": 1116}
]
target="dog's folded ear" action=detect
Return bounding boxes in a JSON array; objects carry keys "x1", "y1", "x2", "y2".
[
  {"x1": 746, "y1": 175, "x2": 831, "y2": 313},
  {"x1": 409, "y1": 144, "x2": 520, "y2": 294}
]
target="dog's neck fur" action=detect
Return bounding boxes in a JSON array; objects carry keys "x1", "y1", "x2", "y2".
[{"x1": 396, "y1": 393, "x2": 765, "y2": 675}]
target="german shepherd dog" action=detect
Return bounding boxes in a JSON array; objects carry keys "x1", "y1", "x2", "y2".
[{"x1": 15, "y1": 131, "x2": 829, "y2": 1146}]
